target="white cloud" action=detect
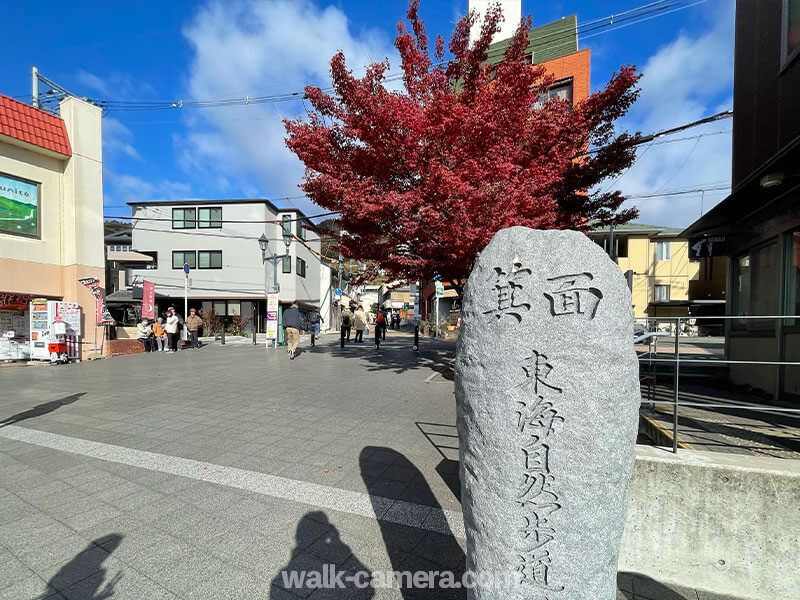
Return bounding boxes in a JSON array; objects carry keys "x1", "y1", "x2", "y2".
[
  {"x1": 76, "y1": 70, "x2": 155, "y2": 100},
  {"x1": 103, "y1": 117, "x2": 141, "y2": 161},
  {"x1": 104, "y1": 171, "x2": 193, "y2": 209},
  {"x1": 605, "y1": 1, "x2": 735, "y2": 229},
  {"x1": 178, "y1": 0, "x2": 397, "y2": 213}
]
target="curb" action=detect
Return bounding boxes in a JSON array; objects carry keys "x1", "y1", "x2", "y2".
[{"x1": 639, "y1": 413, "x2": 695, "y2": 450}]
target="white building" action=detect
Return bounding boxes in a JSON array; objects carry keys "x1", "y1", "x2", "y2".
[{"x1": 127, "y1": 199, "x2": 330, "y2": 334}]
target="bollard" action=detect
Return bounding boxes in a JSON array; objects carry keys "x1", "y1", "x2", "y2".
[
  {"x1": 221, "y1": 326, "x2": 226, "y2": 345},
  {"x1": 413, "y1": 325, "x2": 419, "y2": 351}
]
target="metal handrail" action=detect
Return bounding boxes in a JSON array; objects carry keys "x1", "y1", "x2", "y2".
[{"x1": 635, "y1": 315, "x2": 800, "y2": 453}]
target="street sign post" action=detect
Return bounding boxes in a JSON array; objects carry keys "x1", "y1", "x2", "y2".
[{"x1": 183, "y1": 263, "x2": 190, "y2": 320}]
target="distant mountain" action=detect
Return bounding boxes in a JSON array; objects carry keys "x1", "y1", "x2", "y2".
[{"x1": 104, "y1": 220, "x2": 132, "y2": 235}]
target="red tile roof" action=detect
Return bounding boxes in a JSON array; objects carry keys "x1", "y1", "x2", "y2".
[{"x1": 0, "y1": 94, "x2": 71, "y2": 157}]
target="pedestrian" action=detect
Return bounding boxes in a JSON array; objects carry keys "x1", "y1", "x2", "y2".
[
  {"x1": 282, "y1": 302, "x2": 304, "y2": 359},
  {"x1": 341, "y1": 305, "x2": 353, "y2": 342},
  {"x1": 165, "y1": 308, "x2": 180, "y2": 352},
  {"x1": 136, "y1": 318, "x2": 153, "y2": 352},
  {"x1": 354, "y1": 305, "x2": 367, "y2": 343},
  {"x1": 308, "y1": 309, "x2": 323, "y2": 340},
  {"x1": 375, "y1": 307, "x2": 387, "y2": 341},
  {"x1": 152, "y1": 317, "x2": 168, "y2": 352},
  {"x1": 185, "y1": 308, "x2": 203, "y2": 349}
]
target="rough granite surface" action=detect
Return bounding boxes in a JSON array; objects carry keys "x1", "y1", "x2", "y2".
[{"x1": 455, "y1": 227, "x2": 641, "y2": 600}]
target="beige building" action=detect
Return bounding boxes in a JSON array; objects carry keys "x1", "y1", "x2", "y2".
[
  {"x1": 0, "y1": 93, "x2": 106, "y2": 359},
  {"x1": 589, "y1": 224, "x2": 702, "y2": 319}
]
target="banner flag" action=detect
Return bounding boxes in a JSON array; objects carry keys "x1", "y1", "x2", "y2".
[
  {"x1": 142, "y1": 281, "x2": 155, "y2": 320},
  {"x1": 78, "y1": 277, "x2": 116, "y2": 325}
]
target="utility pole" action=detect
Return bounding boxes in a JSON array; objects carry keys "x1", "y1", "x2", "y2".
[
  {"x1": 31, "y1": 67, "x2": 39, "y2": 109},
  {"x1": 609, "y1": 222, "x2": 617, "y2": 262}
]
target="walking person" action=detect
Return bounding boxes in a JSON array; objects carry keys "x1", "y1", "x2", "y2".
[
  {"x1": 282, "y1": 302, "x2": 304, "y2": 360},
  {"x1": 136, "y1": 319, "x2": 154, "y2": 353},
  {"x1": 308, "y1": 309, "x2": 323, "y2": 341},
  {"x1": 165, "y1": 308, "x2": 180, "y2": 352},
  {"x1": 375, "y1": 308, "x2": 387, "y2": 342},
  {"x1": 185, "y1": 308, "x2": 203, "y2": 349},
  {"x1": 354, "y1": 305, "x2": 367, "y2": 343},
  {"x1": 153, "y1": 317, "x2": 168, "y2": 352},
  {"x1": 341, "y1": 305, "x2": 353, "y2": 343}
]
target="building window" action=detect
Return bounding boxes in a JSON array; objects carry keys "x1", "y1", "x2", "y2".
[
  {"x1": 213, "y1": 301, "x2": 226, "y2": 316},
  {"x1": 655, "y1": 241, "x2": 672, "y2": 261},
  {"x1": 298, "y1": 222, "x2": 307, "y2": 241},
  {"x1": 535, "y1": 79, "x2": 573, "y2": 108},
  {"x1": 297, "y1": 257, "x2": 306, "y2": 278},
  {"x1": 198, "y1": 207, "x2": 222, "y2": 229},
  {"x1": 783, "y1": 0, "x2": 800, "y2": 67},
  {"x1": 282, "y1": 214, "x2": 292, "y2": 236},
  {"x1": 282, "y1": 255, "x2": 291, "y2": 273},
  {"x1": 733, "y1": 241, "x2": 780, "y2": 330},
  {"x1": 751, "y1": 242, "x2": 779, "y2": 321},
  {"x1": 172, "y1": 208, "x2": 196, "y2": 229},
  {"x1": 733, "y1": 254, "x2": 752, "y2": 325},
  {"x1": 172, "y1": 251, "x2": 196, "y2": 269},
  {"x1": 198, "y1": 250, "x2": 222, "y2": 269},
  {"x1": 654, "y1": 285, "x2": 670, "y2": 302},
  {"x1": 616, "y1": 236, "x2": 629, "y2": 258},
  {"x1": 227, "y1": 301, "x2": 241, "y2": 316}
]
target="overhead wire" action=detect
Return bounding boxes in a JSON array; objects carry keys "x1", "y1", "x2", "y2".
[{"x1": 84, "y1": 0, "x2": 710, "y2": 114}]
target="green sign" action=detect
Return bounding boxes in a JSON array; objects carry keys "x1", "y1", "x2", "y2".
[{"x1": 0, "y1": 173, "x2": 39, "y2": 238}]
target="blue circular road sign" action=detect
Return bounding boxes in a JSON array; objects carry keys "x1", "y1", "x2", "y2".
[{"x1": 183, "y1": 263, "x2": 190, "y2": 274}]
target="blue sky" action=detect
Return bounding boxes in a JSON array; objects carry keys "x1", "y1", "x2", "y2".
[{"x1": 2, "y1": 0, "x2": 734, "y2": 227}]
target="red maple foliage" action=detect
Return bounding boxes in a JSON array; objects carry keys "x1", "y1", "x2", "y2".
[{"x1": 285, "y1": 1, "x2": 641, "y2": 289}]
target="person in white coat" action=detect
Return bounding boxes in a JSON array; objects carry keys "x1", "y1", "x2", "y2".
[{"x1": 165, "y1": 308, "x2": 180, "y2": 353}]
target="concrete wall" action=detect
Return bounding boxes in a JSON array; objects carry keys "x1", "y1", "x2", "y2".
[{"x1": 621, "y1": 446, "x2": 800, "y2": 599}]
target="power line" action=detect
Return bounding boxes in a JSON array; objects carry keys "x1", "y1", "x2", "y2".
[{"x1": 83, "y1": 0, "x2": 709, "y2": 114}]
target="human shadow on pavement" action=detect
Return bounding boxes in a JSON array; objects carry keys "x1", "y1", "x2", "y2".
[
  {"x1": 310, "y1": 332, "x2": 456, "y2": 378},
  {"x1": 618, "y1": 572, "x2": 701, "y2": 599},
  {"x1": 39, "y1": 534, "x2": 123, "y2": 599},
  {"x1": 271, "y1": 511, "x2": 374, "y2": 599},
  {"x1": 360, "y1": 446, "x2": 466, "y2": 599},
  {"x1": 0, "y1": 392, "x2": 86, "y2": 428}
]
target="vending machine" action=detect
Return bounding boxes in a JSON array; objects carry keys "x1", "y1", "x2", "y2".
[{"x1": 29, "y1": 300, "x2": 82, "y2": 363}]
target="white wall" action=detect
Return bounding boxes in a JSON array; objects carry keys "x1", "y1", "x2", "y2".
[
  {"x1": 469, "y1": 0, "x2": 521, "y2": 44},
  {"x1": 129, "y1": 202, "x2": 323, "y2": 306}
]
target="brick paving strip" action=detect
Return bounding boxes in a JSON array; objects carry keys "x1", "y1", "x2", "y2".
[{"x1": 0, "y1": 423, "x2": 466, "y2": 539}]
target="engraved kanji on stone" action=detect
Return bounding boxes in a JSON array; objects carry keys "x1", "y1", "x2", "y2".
[
  {"x1": 516, "y1": 396, "x2": 564, "y2": 437},
  {"x1": 483, "y1": 256, "x2": 532, "y2": 322},
  {"x1": 516, "y1": 550, "x2": 565, "y2": 591},
  {"x1": 544, "y1": 272, "x2": 603, "y2": 320},
  {"x1": 521, "y1": 351, "x2": 563, "y2": 395}
]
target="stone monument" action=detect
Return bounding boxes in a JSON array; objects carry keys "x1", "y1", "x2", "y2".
[{"x1": 455, "y1": 227, "x2": 640, "y2": 599}]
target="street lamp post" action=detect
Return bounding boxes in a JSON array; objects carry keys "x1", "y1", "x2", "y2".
[{"x1": 258, "y1": 231, "x2": 293, "y2": 349}]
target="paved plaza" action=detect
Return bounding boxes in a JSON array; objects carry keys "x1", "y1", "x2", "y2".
[{"x1": 1, "y1": 332, "x2": 731, "y2": 599}]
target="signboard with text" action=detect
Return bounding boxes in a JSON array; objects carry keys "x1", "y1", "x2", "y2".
[
  {"x1": 142, "y1": 281, "x2": 155, "y2": 320},
  {"x1": 266, "y1": 293, "x2": 279, "y2": 341},
  {"x1": 689, "y1": 236, "x2": 727, "y2": 259}
]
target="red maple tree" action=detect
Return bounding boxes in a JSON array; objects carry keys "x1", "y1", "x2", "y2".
[{"x1": 285, "y1": 1, "x2": 641, "y2": 290}]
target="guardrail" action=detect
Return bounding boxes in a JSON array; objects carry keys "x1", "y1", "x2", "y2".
[{"x1": 635, "y1": 315, "x2": 800, "y2": 453}]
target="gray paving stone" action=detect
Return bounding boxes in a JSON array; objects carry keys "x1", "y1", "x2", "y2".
[
  {"x1": 59, "y1": 503, "x2": 122, "y2": 532},
  {"x1": 0, "y1": 573, "x2": 61, "y2": 600},
  {"x1": 17, "y1": 533, "x2": 93, "y2": 572}
]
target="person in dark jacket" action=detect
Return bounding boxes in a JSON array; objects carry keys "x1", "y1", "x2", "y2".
[
  {"x1": 308, "y1": 309, "x2": 323, "y2": 339},
  {"x1": 282, "y1": 302, "x2": 305, "y2": 359}
]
